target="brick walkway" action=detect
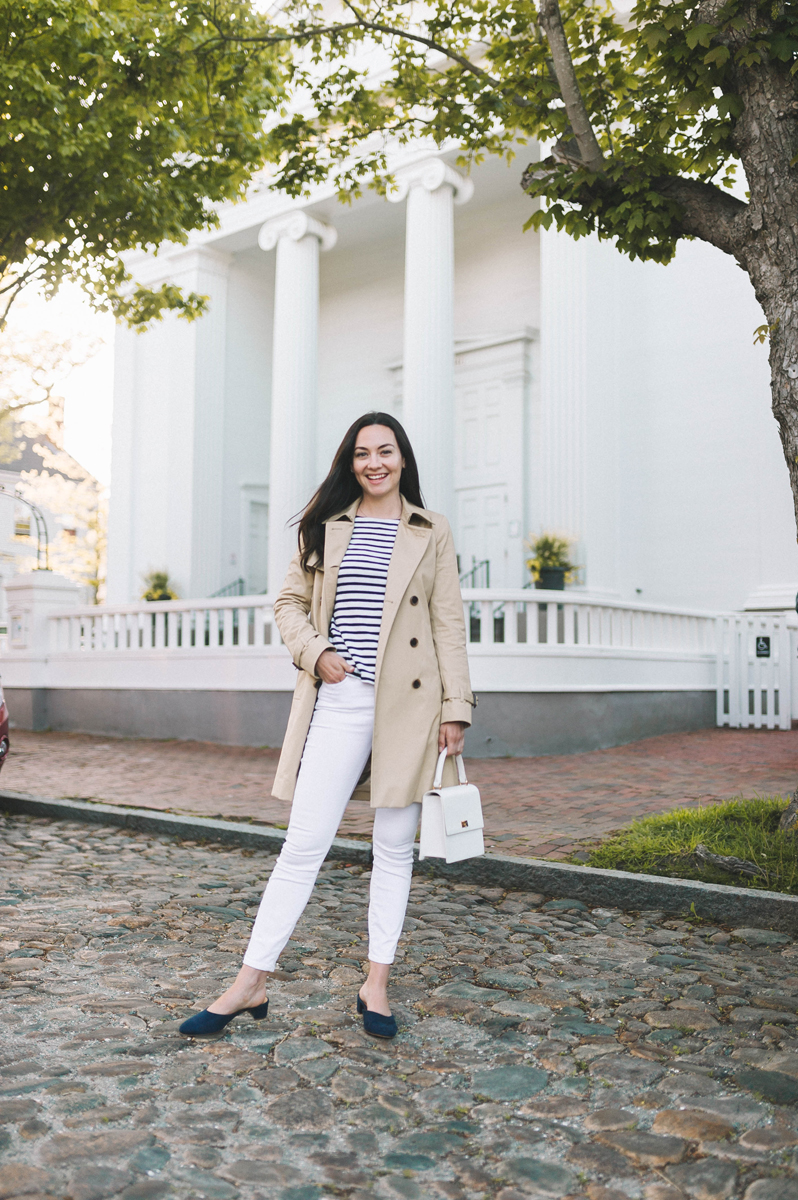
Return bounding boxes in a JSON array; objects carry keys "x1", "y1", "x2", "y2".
[{"x1": 3, "y1": 726, "x2": 797, "y2": 860}]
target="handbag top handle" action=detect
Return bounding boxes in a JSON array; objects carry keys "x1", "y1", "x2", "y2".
[{"x1": 433, "y1": 748, "x2": 468, "y2": 789}]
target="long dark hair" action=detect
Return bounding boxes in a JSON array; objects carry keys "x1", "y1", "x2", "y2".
[{"x1": 297, "y1": 412, "x2": 424, "y2": 571}]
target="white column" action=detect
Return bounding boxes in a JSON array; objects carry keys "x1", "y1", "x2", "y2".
[
  {"x1": 106, "y1": 322, "x2": 137, "y2": 603},
  {"x1": 183, "y1": 249, "x2": 232, "y2": 599},
  {"x1": 259, "y1": 212, "x2": 337, "y2": 593},
  {"x1": 107, "y1": 246, "x2": 231, "y2": 601},
  {"x1": 389, "y1": 158, "x2": 473, "y2": 518},
  {"x1": 539, "y1": 225, "x2": 587, "y2": 544}
]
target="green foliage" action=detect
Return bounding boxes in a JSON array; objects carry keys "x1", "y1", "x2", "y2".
[
  {"x1": 142, "y1": 570, "x2": 177, "y2": 601},
  {"x1": 525, "y1": 532, "x2": 576, "y2": 581},
  {"x1": 582, "y1": 796, "x2": 798, "y2": 894},
  {"x1": 252, "y1": 0, "x2": 798, "y2": 262},
  {"x1": 0, "y1": 1, "x2": 285, "y2": 325},
  {"x1": 753, "y1": 320, "x2": 780, "y2": 345}
]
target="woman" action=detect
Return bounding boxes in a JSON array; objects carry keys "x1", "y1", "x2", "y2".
[{"x1": 180, "y1": 412, "x2": 474, "y2": 1039}]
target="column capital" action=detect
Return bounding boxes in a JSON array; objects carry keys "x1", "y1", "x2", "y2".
[
  {"x1": 388, "y1": 156, "x2": 474, "y2": 206},
  {"x1": 258, "y1": 211, "x2": 337, "y2": 253}
]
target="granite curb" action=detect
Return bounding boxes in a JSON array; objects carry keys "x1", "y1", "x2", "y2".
[{"x1": 2, "y1": 786, "x2": 797, "y2": 932}]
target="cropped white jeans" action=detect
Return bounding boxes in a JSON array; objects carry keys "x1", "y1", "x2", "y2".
[{"x1": 243, "y1": 674, "x2": 421, "y2": 971}]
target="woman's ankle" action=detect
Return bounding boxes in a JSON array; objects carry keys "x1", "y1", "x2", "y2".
[{"x1": 208, "y1": 980, "x2": 267, "y2": 1014}]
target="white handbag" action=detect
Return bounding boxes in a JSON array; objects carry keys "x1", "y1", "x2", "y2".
[{"x1": 419, "y1": 749, "x2": 485, "y2": 864}]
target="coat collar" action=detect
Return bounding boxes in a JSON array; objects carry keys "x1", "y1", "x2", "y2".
[
  {"x1": 325, "y1": 494, "x2": 433, "y2": 529},
  {"x1": 319, "y1": 494, "x2": 434, "y2": 647}
]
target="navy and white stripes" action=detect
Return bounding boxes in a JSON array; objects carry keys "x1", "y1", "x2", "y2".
[{"x1": 329, "y1": 516, "x2": 400, "y2": 684}]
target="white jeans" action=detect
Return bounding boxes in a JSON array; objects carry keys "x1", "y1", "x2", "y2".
[{"x1": 243, "y1": 674, "x2": 421, "y2": 971}]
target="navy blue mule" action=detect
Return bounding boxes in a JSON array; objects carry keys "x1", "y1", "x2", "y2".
[
  {"x1": 179, "y1": 999, "x2": 269, "y2": 1037},
  {"x1": 356, "y1": 991, "x2": 398, "y2": 1039}
]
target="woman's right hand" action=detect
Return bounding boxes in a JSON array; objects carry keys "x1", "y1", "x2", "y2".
[{"x1": 316, "y1": 649, "x2": 355, "y2": 684}]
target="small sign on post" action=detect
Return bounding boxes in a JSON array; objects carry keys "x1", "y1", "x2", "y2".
[{"x1": 756, "y1": 635, "x2": 771, "y2": 658}]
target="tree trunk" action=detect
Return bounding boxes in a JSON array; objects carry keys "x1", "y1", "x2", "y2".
[
  {"x1": 733, "y1": 214, "x2": 798, "y2": 544},
  {"x1": 726, "y1": 27, "x2": 798, "y2": 540},
  {"x1": 767, "y1": 297, "x2": 798, "y2": 542}
]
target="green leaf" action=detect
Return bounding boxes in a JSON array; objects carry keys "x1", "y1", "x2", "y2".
[
  {"x1": 685, "y1": 23, "x2": 718, "y2": 49},
  {"x1": 703, "y1": 45, "x2": 730, "y2": 67},
  {"x1": 0, "y1": 0, "x2": 286, "y2": 326}
]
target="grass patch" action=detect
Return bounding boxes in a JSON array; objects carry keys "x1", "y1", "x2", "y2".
[{"x1": 578, "y1": 795, "x2": 798, "y2": 894}]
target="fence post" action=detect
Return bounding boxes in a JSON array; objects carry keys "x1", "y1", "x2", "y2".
[
  {"x1": 715, "y1": 616, "x2": 726, "y2": 727},
  {"x1": 782, "y1": 624, "x2": 796, "y2": 724},
  {"x1": 4, "y1": 571, "x2": 80, "y2": 655},
  {"x1": 2, "y1": 572, "x2": 80, "y2": 727},
  {"x1": 778, "y1": 617, "x2": 792, "y2": 730}
]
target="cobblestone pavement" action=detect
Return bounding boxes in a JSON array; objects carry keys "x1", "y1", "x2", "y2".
[
  {"x1": 2, "y1": 814, "x2": 798, "y2": 1200},
  {"x1": 4, "y1": 727, "x2": 798, "y2": 860}
]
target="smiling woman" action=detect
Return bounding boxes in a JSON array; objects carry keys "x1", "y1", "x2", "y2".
[{"x1": 179, "y1": 411, "x2": 474, "y2": 1043}]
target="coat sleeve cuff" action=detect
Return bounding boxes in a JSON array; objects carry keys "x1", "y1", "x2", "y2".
[
  {"x1": 441, "y1": 698, "x2": 474, "y2": 726},
  {"x1": 298, "y1": 635, "x2": 334, "y2": 676}
]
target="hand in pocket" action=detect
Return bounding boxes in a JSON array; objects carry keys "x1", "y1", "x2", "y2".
[{"x1": 316, "y1": 650, "x2": 355, "y2": 684}]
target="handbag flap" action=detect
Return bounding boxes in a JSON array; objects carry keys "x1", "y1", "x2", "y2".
[{"x1": 438, "y1": 784, "x2": 484, "y2": 836}]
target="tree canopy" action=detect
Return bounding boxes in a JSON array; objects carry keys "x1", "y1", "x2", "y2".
[
  {"x1": 202, "y1": 0, "x2": 798, "y2": 529},
  {"x1": 0, "y1": 0, "x2": 285, "y2": 326},
  {"x1": 210, "y1": 0, "x2": 793, "y2": 264}
]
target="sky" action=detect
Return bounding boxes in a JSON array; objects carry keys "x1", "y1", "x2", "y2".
[{"x1": 7, "y1": 284, "x2": 115, "y2": 486}]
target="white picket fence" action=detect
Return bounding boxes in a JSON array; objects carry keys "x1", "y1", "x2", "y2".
[{"x1": 716, "y1": 612, "x2": 797, "y2": 731}]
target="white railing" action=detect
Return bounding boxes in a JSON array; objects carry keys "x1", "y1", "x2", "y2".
[
  {"x1": 4, "y1": 584, "x2": 796, "y2": 727},
  {"x1": 716, "y1": 612, "x2": 797, "y2": 731},
  {"x1": 456, "y1": 589, "x2": 720, "y2": 697},
  {"x1": 48, "y1": 595, "x2": 281, "y2": 655},
  {"x1": 45, "y1": 589, "x2": 718, "y2": 657},
  {"x1": 461, "y1": 589, "x2": 716, "y2": 653}
]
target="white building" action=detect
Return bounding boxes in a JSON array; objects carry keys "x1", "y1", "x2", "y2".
[
  {"x1": 2, "y1": 149, "x2": 786, "y2": 754},
  {"x1": 107, "y1": 150, "x2": 798, "y2": 615}
]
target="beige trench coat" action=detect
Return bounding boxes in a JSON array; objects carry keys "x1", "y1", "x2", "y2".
[{"x1": 271, "y1": 496, "x2": 474, "y2": 808}]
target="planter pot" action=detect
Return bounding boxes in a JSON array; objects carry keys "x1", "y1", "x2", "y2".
[{"x1": 535, "y1": 567, "x2": 566, "y2": 591}]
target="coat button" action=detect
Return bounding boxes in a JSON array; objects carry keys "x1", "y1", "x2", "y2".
[
  {"x1": 410, "y1": 595, "x2": 419, "y2": 605},
  {"x1": 410, "y1": 637, "x2": 418, "y2": 647},
  {"x1": 412, "y1": 679, "x2": 421, "y2": 689}
]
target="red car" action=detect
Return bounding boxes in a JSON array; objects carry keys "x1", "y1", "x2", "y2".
[{"x1": 0, "y1": 683, "x2": 9, "y2": 769}]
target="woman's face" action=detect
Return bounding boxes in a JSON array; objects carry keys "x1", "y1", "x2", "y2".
[{"x1": 352, "y1": 425, "x2": 405, "y2": 502}]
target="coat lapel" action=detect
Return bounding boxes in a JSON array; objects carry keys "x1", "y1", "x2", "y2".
[
  {"x1": 320, "y1": 498, "x2": 359, "y2": 634},
  {"x1": 374, "y1": 498, "x2": 432, "y2": 686}
]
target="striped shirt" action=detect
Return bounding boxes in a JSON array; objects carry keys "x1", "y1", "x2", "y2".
[{"x1": 329, "y1": 516, "x2": 400, "y2": 684}]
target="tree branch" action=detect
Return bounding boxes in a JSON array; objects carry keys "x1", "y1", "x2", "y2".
[
  {"x1": 656, "y1": 175, "x2": 750, "y2": 256},
  {"x1": 522, "y1": 159, "x2": 750, "y2": 259},
  {"x1": 537, "y1": 0, "x2": 606, "y2": 173},
  {"x1": 199, "y1": 3, "x2": 510, "y2": 95},
  {"x1": 339, "y1": 0, "x2": 503, "y2": 87}
]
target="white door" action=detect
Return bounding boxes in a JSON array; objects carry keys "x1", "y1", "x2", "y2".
[
  {"x1": 457, "y1": 489, "x2": 507, "y2": 586},
  {"x1": 454, "y1": 337, "x2": 528, "y2": 587},
  {"x1": 248, "y1": 500, "x2": 269, "y2": 593}
]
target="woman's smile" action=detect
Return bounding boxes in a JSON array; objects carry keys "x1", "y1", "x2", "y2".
[{"x1": 352, "y1": 424, "x2": 406, "y2": 511}]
